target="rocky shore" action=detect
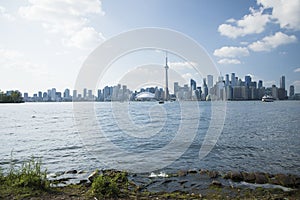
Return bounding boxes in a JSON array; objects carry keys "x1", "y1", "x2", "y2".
[{"x1": 39, "y1": 168, "x2": 300, "y2": 199}]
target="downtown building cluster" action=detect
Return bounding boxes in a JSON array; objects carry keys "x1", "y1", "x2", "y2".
[
  {"x1": 174, "y1": 73, "x2": 295, "y2": 101},
  {"x1": 3, "y1": 73, "x2": 299, "y2": 102},
  {"x1": 174, "y1": 73, "x2": 299, "y2": 101}
]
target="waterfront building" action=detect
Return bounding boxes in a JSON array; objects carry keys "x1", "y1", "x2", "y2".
[
  {"x1": 73, "y1": 90, "x2": 77, "y2": 101},
  {"x1": 51, "y1": 88, "x2": 56, "y2": 101},
  {"x1": 280, "y1": 75, "x2": 285, "y2": 89},
  {"x1": 225, "y1": 74, "x2": 230, "y2": 86},
  {"x1": 203, "y1": 78, "x2": 208, "y2": 100},
  {"x1": 83, "y1": 88, "x2": 87, "y2": 99},
  {"x1": 231, "y1": 73, "x2": 236, "y2": 86},
  {"x1": 290, "y1": 85, "x2": 295, "y2": 97},
  {"x1": 272, "y1": 85, "x2": 278, "y2": 99},
  {"x1": 258, "y1": 80, "x2": 263, "y2": 89},
  {"x1": 278, "y1": 88, "x2": 286, "y2": 100},
  {"x1": 207, "y1": 75, "x2": 213, "y2": 89},
  {"x1": 245, "y1": 75, "x2": 251, "y2": 87},
  {"x1": 190, "y1": 79, "x2": 196, "y2": 91}
]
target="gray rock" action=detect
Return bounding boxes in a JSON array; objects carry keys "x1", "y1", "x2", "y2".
[
  {"x1": 255, "y1": 172, "x2": 268, "y2": 184},
  {"x1": 210, "y1": 180, "x2": 222, "y2": 187}
]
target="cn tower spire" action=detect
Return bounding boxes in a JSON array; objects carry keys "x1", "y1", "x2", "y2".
[{"x1": 165, "y1": 51, "x2": 169, "y2": 101}]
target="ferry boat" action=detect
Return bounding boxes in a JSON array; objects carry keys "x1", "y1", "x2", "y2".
[{"x1": 262, "y1": 95, "x2": 274, "y2": 102}]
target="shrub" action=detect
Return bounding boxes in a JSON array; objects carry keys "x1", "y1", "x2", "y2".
[
  {"x1": 91, "y1": 175, "x2": 120, "y2": 198},
  {"x1": 5, "y1": 157, "x2": 49, "y2": 190}
]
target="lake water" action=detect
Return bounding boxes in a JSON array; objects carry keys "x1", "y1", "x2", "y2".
[{"x1": 0, "y1": 101, "x2": 299, "y2": 176}]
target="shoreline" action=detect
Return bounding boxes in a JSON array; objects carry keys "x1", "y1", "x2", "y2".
[{"x1": 1, "y1": 166, "x2": 300, "y2": 199}]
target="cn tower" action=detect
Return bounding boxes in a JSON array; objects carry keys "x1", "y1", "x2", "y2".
[{"x1": 165, "y1": 52, "x2": 169, "y2": 101}]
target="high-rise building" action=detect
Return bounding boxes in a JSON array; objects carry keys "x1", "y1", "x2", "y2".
[
  {"x1": 231, "y1": 73, "x2": 236, "y2": 86},
  {"x1": 207, "y1": 75, "x2": 213, "y2": 89},
  {"x1": 83, "y1": 88, "x2": 87, "y2": 99},
  {"x1": 203, "y1": 78, "x2": 208, "y2": 99},
  {"x1": 51, "y1": 88, "x2": 56, "y2": 101},
  {"x1": 258, "y1": 80, "x2": 263, "y2": 89},
  {"x1": 225, "y1": 74, "x2": 229, "y2": 86},
  {"x1": 174, "y1": 82, "x2": 179, "y2": 94},
  {"x1": 290, "y1": 85, "x2": 295, "y2": 97},
  {"x1": 280, "y1": 75, "x2": 285, "y2": 89},
  {"x1": 190, "y1": 79, "x2": 196, "y2": 91},
  {"x1": 245, "y1": 75, "x2": 251, "y2": 87},
  {"x1": 64, "y1": 89, "x2": 70, "y2": 98},
  {"x1": 73, "y1": 90, "x2": 77, "y2": 100}
]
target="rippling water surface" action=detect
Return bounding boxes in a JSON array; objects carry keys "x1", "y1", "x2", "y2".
[{"x1": 0, "y1": 101, "x2": 299, "y2": 175}]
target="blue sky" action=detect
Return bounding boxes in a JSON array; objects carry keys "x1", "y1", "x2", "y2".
[{"x1": 0, "y1": 0, "x2": 299, "y2": 95}]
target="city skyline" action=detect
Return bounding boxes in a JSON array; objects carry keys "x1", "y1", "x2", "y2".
[
  {"x1": 4, "y1": 72, "x2": 298, "y2": 102},
  {"x1": 0, "y1": 1, "x2": 300, "y2": 94}
]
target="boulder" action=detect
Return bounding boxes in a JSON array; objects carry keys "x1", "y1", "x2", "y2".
[
  {"x1": 210, "y1": 180, "x2": 222, "y2": 187},
  {"x1": 208, "y1": 171, "x2": 219, "y2": 179},
  {"x1": 224, "y1": 171, "x2": 243, "y2": 182},
  {"x1": 254, "y1": 172, "x2": 268, "y2": 184},
  {"x1": 275, "y1": 174, "x2": 295, "y2": 187},
  {"x1": 242, "y1": 172, "x2": 256, "y2": 183}
]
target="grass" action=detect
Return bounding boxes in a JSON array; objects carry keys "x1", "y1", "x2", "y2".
[
  {"x1": 1, "y1": 156, "x2": 299, "y2": 199},
  {"x1": 89, "y1": 170, "x2": 129, "y2": 199},
  {"x1": 0, "y1": 156, "x2": 50, "y2": 199}
]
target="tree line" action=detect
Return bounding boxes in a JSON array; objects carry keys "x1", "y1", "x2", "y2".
[{"x1": 0, "y1": 90, "x2": 24, "y2": 103}]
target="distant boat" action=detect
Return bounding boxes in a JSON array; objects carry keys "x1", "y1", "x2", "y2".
[
  {"x1": 262, "y1": 95, "x2": 274, "y2": 102},
  {"x1": 158, "y1": 100, "x2": 164, "y2": 104}
]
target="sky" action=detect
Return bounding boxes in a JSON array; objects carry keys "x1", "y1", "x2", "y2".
[{"x1": 0, "y1": 0, "x2": 300, "y2": 95}]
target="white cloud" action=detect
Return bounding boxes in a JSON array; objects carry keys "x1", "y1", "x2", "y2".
[
  {"x1": 257, "y1": 0, "x2": 300, "y2": 31},
  {"x1": 0, "y1": 49, "x2": 23, "y2": 60},
  {"x1": 0, "y1": 6, "x2": 15, "y2": 21},
  {"x1": 294, "y1": 68, "x2": 300, "y2": 73},
  {"x1": 248, "y1": 32, "x2": 297, "y2": 52},
  {"x1": 217, "y1": 58, "x2": 241, "y2": 65},
  {"x1": 63, "y1": 27, "x2": 105, "y2": 49},
  {"x1": 214, "y1": 46, "x2": 249, "y2": 58},
  {"x1": 18, "y1": 0, "x2": 105, "y2": 49},
  {"x1": 218, "y1": 7, "x2": 270, "y2": 38},
  {"x1": 169, "y1": 61, "x2": 196, "y2": 70}
]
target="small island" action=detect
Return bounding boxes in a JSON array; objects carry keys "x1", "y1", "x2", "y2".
[{"x1": 0, "y1": 90, "x2": 24, "y2": 103}]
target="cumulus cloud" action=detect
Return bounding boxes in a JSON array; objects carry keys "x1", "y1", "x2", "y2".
[
  {"x1": 213, "y1": 46, "x2": 249, "y2": 58},
  {"x1": 257, "y1": 0, "x2": 300, "y2": 31},
  {"x1": 248, "y1": 32, "x2": 297, "y2": 52},
  {"x1": 0, "y1": 6, "x2": 15, "y2": 21},
  {"x1": 169, "y1": 61, "x2": 196, "y2": 70},
  {"x1": 218, "y1": 7, "x2": 270, "y2": 38},
  {"x1": 294, "y1": 68, "x2": 300, "y2": 73},
  {"x1": 217, "y1": 58, "x2": 241, "y2": 65},
  {"x1": 63, "y1": 27, "x2": 105, "y2": 49},
  {"x1": 18, "y1": 0, "x2": 105, "y2": 49}
]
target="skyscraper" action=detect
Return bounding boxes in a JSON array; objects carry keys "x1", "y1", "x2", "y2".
[
  {"x1": 207, "y1": 75, "x2": 213, "y2": 89},
  {"x1": 164, "y1": 53, "x2": 169, "y2": 100},
  {"x1": 190, "y1": 79, "x2": 196, "y2": 91},
  {"x1": 290, "y1": 85, "x2": 294, "y2": 97},
  {"x1": 258, "y1": 80, "x2": 263, "y2": 89},
  {"x1": 280, "y1": 75, "x2": 285, "y2": 89},
  {"x1": 225, "y1": 74, "x2": 229, "y2": 86},
  {"x1": 245, "y1": 75, "x2": 251, "y2": 87},
  {"x1": 231, "y1": 73, "x2": 236, "y2": 86}
]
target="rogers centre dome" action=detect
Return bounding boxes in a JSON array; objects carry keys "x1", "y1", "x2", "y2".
[{"x1": 135, "y1": 92, "x2": 156, "y2": 101}]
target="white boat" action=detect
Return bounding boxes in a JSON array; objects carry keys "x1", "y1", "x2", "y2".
[{"x1": 262, "y1": 95, "x2": 274, "y2": 102}]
